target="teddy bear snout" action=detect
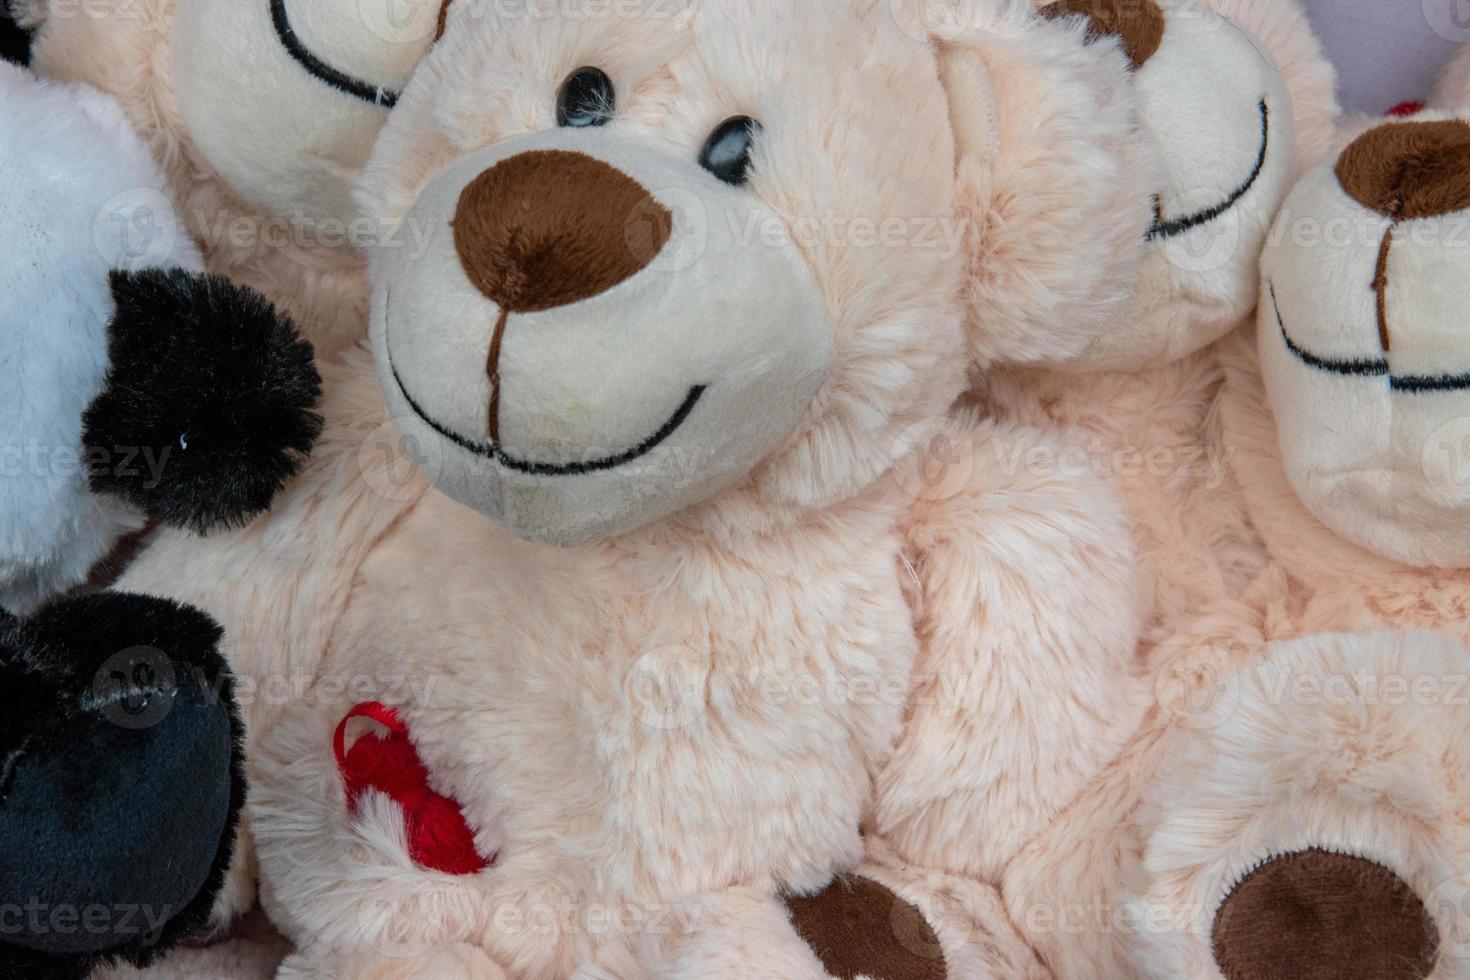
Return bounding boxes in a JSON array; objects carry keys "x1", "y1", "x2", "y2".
[{"x1": 451, "y1": 149, "x2": 675, "y2": 314}]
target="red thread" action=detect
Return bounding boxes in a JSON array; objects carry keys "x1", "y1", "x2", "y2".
[
  {"x1": 334, "y1": 702, "x2": 493, "y2": 876},
  {"x1": 1388, "y1": 101, "x2": 1425, "y2": 118}
]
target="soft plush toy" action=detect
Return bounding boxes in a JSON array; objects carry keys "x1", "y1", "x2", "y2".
[
  {"x1": 0, "y1": 62, "x2": 321, "y2": 978},
  {"x1": 973, "y1": 0, "x2": 1329, "y2": 371},
  {"x1": 1257, "y1": 106, "x2": 1470, "y2": 567},
  {"x1": 16, "y1": 0, "x2": 452, "y2": 357},
  {"x1": 0, "y1": 61, "x2": 322, "y2": 612},
  {"x1": 996, "y1": 68, "x2": 1470, "y2": 979},
  {"x1": 107, "y1": 0, "x2": 1185, "y2": 973}
]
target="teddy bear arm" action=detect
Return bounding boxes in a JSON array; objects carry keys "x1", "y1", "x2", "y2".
[
  {"x1": 114, "y1": 351, "x2": 422, "y2": 739},
  {"x1": 944, "y1": 9, "x2": 1153, "y2": 368},
  {"x1": 875, "y1": 415, "x2": 1146, "y2": 881}
]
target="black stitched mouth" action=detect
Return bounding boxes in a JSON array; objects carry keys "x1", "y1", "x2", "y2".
[
  {"x1": 1270, "y1": 284, "x2": 1470, "y2": 393},
  {"x1": 270, "y1": 0, "x2": 400, "y2": 108},
  {"x1": 1148, "y1": 99, "x2": 1270, "y2": 241},
  {"x1": 387, "y1": 346, "x2": 706, "y2": 476}
]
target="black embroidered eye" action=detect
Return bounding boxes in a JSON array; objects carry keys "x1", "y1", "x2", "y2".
[
  {"x1": 700, "y1": 116, "x2": 762, "y2": 186},
  {"x1": 556, "y1": 67, "x2": 615, "y2": 128}
]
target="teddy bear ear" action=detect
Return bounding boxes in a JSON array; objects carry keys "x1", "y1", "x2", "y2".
[{"x1": 924, "y1": 1, "x2": 1158, "y2": 368}]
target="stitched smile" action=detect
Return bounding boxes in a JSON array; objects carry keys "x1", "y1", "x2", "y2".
[
  {"x1": 387, "y1": 344, "x2": 706, "y2": 476},
  {"x1": 1148, "y1": 100, "x2": 1271, "y2": 241},
  {"x1": 270, "y1": 0, "x2": 400, "y2": 108},
  {"x1": 1270, "y1": 284, "x2": 1470, "y2": 393}
]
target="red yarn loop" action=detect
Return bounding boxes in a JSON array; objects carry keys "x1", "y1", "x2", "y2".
[{"x1": 333, "y1": 702, "x2": 493, "y2": 876}]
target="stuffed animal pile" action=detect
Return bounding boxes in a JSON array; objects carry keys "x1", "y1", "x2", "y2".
[
  {"x1": 6, "y1": 0, "x2": 1470, "y2": 977},
  {"x1": 0, "y1": 59, "x2": 322, "y2": 978}
]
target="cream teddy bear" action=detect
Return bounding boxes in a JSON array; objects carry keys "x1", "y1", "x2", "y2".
[
  {"x1": 19, "y1": 0, "x2": 451, "y2": 356},
  {"x1": 996, "y1": 64, "x2": 1470, "y2": 980},
  {"x1": 977, "y1": 0, "x2": 1339, "y2": 656},
  {"x1": 108, "y1": 0, "x2": 1180, "y2": 974}
]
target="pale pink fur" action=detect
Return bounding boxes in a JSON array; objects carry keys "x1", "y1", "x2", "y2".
[
  {"x1": 111, "y1": 0, "x2": 1149, "y2": 975},
  {"x1": 24, "y1": 0, "x2": 370, "y2": 357}
]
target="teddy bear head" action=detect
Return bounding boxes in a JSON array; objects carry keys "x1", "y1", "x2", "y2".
[
  {"x1": 1258, "y1": 110, "x2": 1470, "y2": 568},
  {"x1": 358, "y1": 0, "x2": 1156, "y2": 545},
  {"x1": 166, "y1": 0, "x2": 448, "y2": 226},
  {"x1": 988, "y1": 0, "x2": 1314, "y2": 371}
]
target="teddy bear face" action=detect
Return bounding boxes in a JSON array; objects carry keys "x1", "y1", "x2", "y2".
[
  {"x1": 1038, "y1": 0, "x2": 1295, "y2": 369},
  {"x1": 1259, "y1": 114, "x2": 1470, "y2": 568},
  {"x1": 171, "y1": 0, "x2": 448, "y2": 226},
  {"x1": 361, "y1": 0, "x2": 969, "y2": 545}
]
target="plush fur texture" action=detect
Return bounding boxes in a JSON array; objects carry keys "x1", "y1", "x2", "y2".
[
  {"x1": 0, "y1": 0, "x2": 29, "y2": 64},
  {"x1": 112, "y1": 0, "x2": 1155, "y2": 973},
  {"x1": 0, "y1": 62, "x2": 196, "y2": 612},
  {"x1": 1124, "y1": 631, "x2": 1470, "y2": 979},
  {"x1": 22, "y1": 0, "x2": 422, "y2": 357},
  {"x1": 1259, "y1": 110, "x2": 1470, "y2": 567},
  {"x1": 994, "y1": 48, "x2": 1470, "y2": 980},
  {"x1": 1431, "y1": 42, "x2": 1470, "y2": 113},
  {"x1": 85, "y1": 268, "x2": 323, "y2": 533},
  {"x1": 0, "y1": 592, "x2": 245, "y2": 979},
  {"x1": 0, "y1": 65, "x2": 323, "y2": 612}
]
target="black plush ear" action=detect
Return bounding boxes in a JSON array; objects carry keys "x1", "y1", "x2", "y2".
[
  {"x1": 84, "y1": 269, "x2": 323, "y2": 533},
  {"x1": 0, "y1": 0, "x2": 30, "y2": 66},
  {"x1": 0, "y1": 592, "x2": 245, "y2": 979}
]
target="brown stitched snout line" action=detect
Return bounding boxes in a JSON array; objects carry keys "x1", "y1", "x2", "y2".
[
  {"x1": 1336, "y1": 120, "x2": 1470, "y2": 356},
  {"x1": 452, "y1": 150, "x2": 674, "y2": 445},
  {"x1": 486, "y1": 308, "x2": 510, "y2": 444},
  {"x1": 435, "y1": 0, "x2": 454, "y2": 41},
  {"x1": 1372, "y1": 228, "x2": 1395, "y2": 353}
]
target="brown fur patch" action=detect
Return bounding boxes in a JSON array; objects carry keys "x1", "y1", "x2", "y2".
[
  {"x1": 1336, "y1": 120, "x2": 1470, "y2": 221},
  {"x1": 452, "y1": 149, "x2": 672, "y2": 313},
  {"x1": 1212, "y1": 849, "x2": 1439, "y2": 980},
  {"x1": 1040, "y1": 0, "x2": 1166, "y2": 69},
  {"x1": 785, "y1": 876, "x2": 947, "y2": 979}
]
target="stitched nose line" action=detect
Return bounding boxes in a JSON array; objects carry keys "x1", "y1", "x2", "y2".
[
  {"x1": 1040, "y1": 0, "x2": 1165, "y2": 69},
  {"x1": 452, "y1": 150, "x2": 674, "y2": 440}
]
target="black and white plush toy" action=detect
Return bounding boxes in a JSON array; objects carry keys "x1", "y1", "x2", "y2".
[{"x1": 0, "y1": 62, "x2": 321, "y2": 978}]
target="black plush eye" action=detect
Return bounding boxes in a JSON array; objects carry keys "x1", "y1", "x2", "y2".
[
  {"x1": 556, "y1": 67, "x2": 615, "y2": 128},
  {"x1": 700, "y1": 116, "x2": 761, "y2": 186}
]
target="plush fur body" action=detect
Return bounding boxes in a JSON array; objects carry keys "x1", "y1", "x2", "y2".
[
  {"x1": 112, "y1": 0, "x2": 1155, "y2": 974},
  {"x1": 999, "y1": 45, "x2": 1470, "y2": 980}
]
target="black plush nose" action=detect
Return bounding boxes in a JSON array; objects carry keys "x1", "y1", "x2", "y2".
[{"x1": 451, "y1": 149, "x2": 674, "y2": 315}]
